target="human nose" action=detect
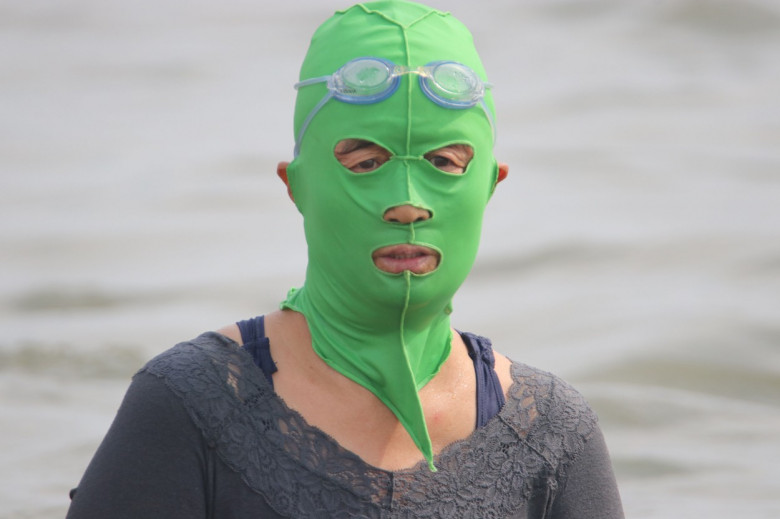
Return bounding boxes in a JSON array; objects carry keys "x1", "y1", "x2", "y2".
[{"x1": 383, "y1": 204, "x2": 432, "y2": 223}]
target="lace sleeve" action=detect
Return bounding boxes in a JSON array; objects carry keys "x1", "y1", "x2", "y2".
[
  {"x1": 66, "y1": 371, "x2": 211, "y2": 519},
  {"x1": 503, "y1": 363, "x2": 623, "y2": 518},
  {"x1": 549, "y1": 425, "x2": 624, "y2": 518}
]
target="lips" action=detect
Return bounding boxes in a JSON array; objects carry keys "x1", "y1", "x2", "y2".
[{"x1": 372, "y1": 244, "x2": 441, "y2": 274}]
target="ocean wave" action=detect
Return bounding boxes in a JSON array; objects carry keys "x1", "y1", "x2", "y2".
[{"x1": 0, "y1": 341, "x2": 144, "y2": 379}]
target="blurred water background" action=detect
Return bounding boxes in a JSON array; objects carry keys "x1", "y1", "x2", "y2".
[{"x1": 1, "y1": 0, "x2": 779, "y2": 517}]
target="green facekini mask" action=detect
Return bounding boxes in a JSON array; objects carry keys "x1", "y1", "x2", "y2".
[{"x1": 281, "y1": 1, "x2": 499, "y2": 471}]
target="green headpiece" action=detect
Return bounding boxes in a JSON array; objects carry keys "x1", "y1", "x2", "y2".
[{"x1": 281, "y1": 0, "x2": 499, "y2": 471}]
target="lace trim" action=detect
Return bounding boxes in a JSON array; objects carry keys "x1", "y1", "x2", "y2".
[{"x1": 141, "y1": 332, "x2": 598, "y2": 518}]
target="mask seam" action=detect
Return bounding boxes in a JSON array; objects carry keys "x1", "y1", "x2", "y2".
[
  {"x1": 355, "y1": 4, "x2": 446, "y2": 30},
  {"x1": 398, "y1": 269, "x2": 436, "y2": 471},
  {"x1": 399, "y1": 270, "x2": 412, "y2": 357},
  {"x1": 406, "y1": 159, "x2": 415, "y2": 243},
  {"x1": 402, "y1": 266, "x2": 439, "y2": 471},
  {"x1": 402, "y1": 26, "x2": 416, "y2": 225},
  {"x1": 402, "y1": 27, "x2": 413, "y2": 155},
  {"x1": 398, "y1": 269, "x2": 413, "y2": 429}
]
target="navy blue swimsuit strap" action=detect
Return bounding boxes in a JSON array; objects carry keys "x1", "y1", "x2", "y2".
[
  {"x1": 236, "y1": 316, "x2": 277, "y2": 388},
  {"x1": 460, "y1": 331, "x2": 506, "y2": 428},
  {"x1": 235, "y1": 317, "x2": 505, "y2": 427}
]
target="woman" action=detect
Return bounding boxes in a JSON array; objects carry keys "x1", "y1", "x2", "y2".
[{"x1": 67, "y1": 2, "x2": 623, "y2": 517}]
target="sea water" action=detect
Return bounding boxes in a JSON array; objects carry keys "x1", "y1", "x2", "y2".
[{"x1": 1, "y1": 0, "x2": 779, "y2": 517}]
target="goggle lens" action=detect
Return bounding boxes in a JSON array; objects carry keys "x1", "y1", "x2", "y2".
[
  {"x1": 333, "y1": 58, "x2": 399, "y2": 103},
  {"x1": 421, "y1": 61, "x2": 483, "y2": 107}
]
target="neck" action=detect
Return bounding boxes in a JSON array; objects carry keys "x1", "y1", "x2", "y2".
[{"x1": 280, "y1": 268, "x2": 453, "y2": 470}]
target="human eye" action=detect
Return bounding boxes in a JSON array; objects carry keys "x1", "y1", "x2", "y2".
[
  {"x1": 334, "y1": 139, "x2": 392, "y2": 173},
  {"x1": 353, "y1": 158, "x2": 383, "y2": 172},
  {"x1": 424, "y1": 144, "x2": 473, "y2": 174},
  {"x1": 428, "y1": 155, "x2": 456, "y2": 170}
]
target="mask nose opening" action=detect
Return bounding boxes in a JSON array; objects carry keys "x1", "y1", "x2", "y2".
[{"x1": 383, "y1": 204, "x2": 432, "y2": 224}]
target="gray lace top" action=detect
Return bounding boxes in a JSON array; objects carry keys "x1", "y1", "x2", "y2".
[{"x1": 67, "y1": 332, "x2": 623, "y2": 518}]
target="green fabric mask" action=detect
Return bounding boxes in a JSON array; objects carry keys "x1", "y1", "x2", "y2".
[{"x1": 281, "y1": 0, "x2": 499, "y2": 471}]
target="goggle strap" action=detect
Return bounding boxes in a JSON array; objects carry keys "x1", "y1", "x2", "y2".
[
  {"x1": 294, "y1": 91, "x2": 335, "y2": 157},
  {"x1": 294, "y1": 76, "x2": 329, "y2": 90},
  {"x1": 479, "y1": 99, "x2": 497, "y2": 142}
]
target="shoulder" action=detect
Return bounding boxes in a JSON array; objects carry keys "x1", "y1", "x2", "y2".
[
  {"x1": 507, "y1": 361, "x2": 594, "y2": 412},
  {"x1": 141, "y1": 330, "x2": 243, "y2": 380},
  {"x1": 459, "y1": 333, "x2": 596, "y2": 435},
  {"x1": 137, "y1": 331, "x2": 270, "y2": 442},
  {"x1": 216, "y1": 323, "x2": 243, "y2": 345},
  {"x1": 501, "y1": 360, "x2": 600, "y2": 466}
]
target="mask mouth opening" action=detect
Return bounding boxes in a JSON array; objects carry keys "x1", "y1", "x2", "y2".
[{"x1": 371, "y1": 243, "x2": 441, "y2": 275}]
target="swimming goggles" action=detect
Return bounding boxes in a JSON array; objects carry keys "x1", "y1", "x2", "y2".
[{"x1": 293, "y1": 57, "x2": 495, "y2": 156}]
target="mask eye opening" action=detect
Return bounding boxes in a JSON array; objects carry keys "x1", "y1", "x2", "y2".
[
  {"x1": 422, "y1": 143, "x2": 474, "y2": 175},
  {"x1": 334, "y1": 139, "x2": 393, "y2": 174}
]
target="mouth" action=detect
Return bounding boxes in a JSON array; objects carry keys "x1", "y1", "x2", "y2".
[{"x1": 372, "y1": 244, "x2": 441, "y2": 275}]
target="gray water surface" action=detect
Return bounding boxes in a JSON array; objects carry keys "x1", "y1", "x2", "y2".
[{"x1": 2, "y1": 1, "x2": 779, "y2": 517}]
